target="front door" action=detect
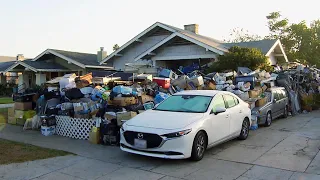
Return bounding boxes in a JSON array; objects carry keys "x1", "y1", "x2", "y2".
[{"x1": 208, "y1": 94, "x2": 230, "y2": 145}]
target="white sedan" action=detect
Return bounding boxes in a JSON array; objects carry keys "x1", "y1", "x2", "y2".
[{"x1": 120, "y1": 90, "x2": 251, "y2": 161}]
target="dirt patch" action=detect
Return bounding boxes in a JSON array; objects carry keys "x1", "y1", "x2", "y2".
[{"x1": 0, "y1": 138, "x2": 71, "y2": 165}]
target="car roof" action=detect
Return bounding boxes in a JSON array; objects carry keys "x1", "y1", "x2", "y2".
[{"x1": 174, "y1": 90, "x2": 223, "y2": 97}]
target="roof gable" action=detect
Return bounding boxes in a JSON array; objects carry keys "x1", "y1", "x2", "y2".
[{"x1": 224, "y1": 39, "x2": 278, "y2": 54}]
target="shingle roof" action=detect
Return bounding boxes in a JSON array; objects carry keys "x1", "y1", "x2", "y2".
[
  {"x1": 0, "y1": 61, "x2": 15, "y2": 72},
  {"x1": 23, "y1": 60, "x2": 69, "y2": 70},
  {"x1": 50, "y1": 49, "x2": 99, "y2": 66},
  {"x1": 223, "y1": 39, "x2": 278, "y2": 54}
]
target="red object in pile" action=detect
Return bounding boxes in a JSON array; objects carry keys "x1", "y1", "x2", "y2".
[{"x1": 153, "y1": 77, "x2": 171, "y2": 89}]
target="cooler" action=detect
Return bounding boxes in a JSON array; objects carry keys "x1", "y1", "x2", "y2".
[{"x1": 153, "y1": 77, "x2": 170, "y2": 89}]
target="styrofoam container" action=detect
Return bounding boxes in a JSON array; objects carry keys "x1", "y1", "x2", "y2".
[{"x1": 41, "y1": 126, "x2": 56, "y2": 136}]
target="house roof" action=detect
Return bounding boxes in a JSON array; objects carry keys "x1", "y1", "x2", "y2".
[
  {"x1": 49, "y1": 49, "x2": 100, "y2": 66},
  {"x1": 23, "y1": 60, "x2": 69, "y2": 70},
  {"x1": 0, "y1": 61, "x2": 15, "y2": 73},
  {"x1": 101, "y1": 22, "x2": 283, "y2": 64},
  {"x1": 224, "y1": 39, "x2": 278, "y2": 54}
]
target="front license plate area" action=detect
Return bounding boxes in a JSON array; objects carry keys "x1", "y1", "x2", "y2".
[{"x1": 134, "y1": 139, "x2": 147, "y2": 149}]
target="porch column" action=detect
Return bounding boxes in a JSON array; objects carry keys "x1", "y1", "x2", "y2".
[
  {"x1": 36, "y1": 73, "x2": 46, "y2": 86},
  {"x1": 18, "y1": 73, "x2": 29, "y2": 91},
  {"x1": 0, "y1": 74, "x2": 6, "y2": 84}
]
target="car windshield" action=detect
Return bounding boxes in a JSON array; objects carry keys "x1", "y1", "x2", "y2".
[{"x1": 154, "y1": 95, "x2": 213, "y2": 113}]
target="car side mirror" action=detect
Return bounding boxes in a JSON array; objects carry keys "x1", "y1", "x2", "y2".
[
  {"x1": 211, "y1": 107, "x2": 226, "y2": 115},
  {"x1": 273, "y1": 99, "x2": 277, "y2": 103}
]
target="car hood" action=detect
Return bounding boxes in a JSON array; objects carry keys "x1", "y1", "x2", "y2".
[{"x1": 125, "y1": 110, "x2": 204, "y2": 130}]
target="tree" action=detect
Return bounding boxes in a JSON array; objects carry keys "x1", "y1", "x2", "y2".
[
  {"x1": 265, "y1": 12, "x2": 320, "y2": 67},
  {"x1": 226, "y1": 28, "x2": 262, "y2": 43},
  {"x1": 207, "y1": 46, "x2": 272, "y2": 72},
  {"x1": 113, "y1": 44, "x2": 120, "y2": 51}
]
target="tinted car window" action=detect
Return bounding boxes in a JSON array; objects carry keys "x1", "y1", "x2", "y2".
[
  {"x1": 224, "y1": 95, "x2": 236, "y2": 108},
  {"x1": 272, "y1": 91, "x2": 280, "y2": 101},
  {"x1": 212, "y1": 95, "x2": 226, "y2": 112}
]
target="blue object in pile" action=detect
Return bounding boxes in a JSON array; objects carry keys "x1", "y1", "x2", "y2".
[
  {"x1": 159, "y1": 69, "x2": 173, "y2": 78},
  {"x1": 154, "y1": 92, "x2": 169, "y2": 105},
  {"x1": 180, "y1": 63, "x2": 200, "y2": 74},
  {"x1": 112, "y1": 86, "x2": 138, "y2": 96},
  {"x1": 250, "y1": 124, "x2": 258, "y2": 130}
]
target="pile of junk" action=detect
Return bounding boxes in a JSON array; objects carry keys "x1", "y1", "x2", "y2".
[{"x1": 9, "y1": 62, "x2": 320, "y2": 146}]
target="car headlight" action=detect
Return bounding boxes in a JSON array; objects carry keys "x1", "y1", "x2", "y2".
[{"x1": 161, "y1": 129, "x2": 192, "y2": 139}]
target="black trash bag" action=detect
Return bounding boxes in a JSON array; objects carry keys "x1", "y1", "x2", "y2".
[
  {"x1": 43, "y1": 90, "x2": 60, "y2": 101},
  {"x1": 65, "y1": 88, "x2": 84, "y2": 100}
]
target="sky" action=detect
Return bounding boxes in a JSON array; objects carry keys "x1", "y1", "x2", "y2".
[{"x1": 0, "y1": 0, "x2": 319, "y2": 58}]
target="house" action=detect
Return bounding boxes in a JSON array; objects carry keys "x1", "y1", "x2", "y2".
[
  {"x1": 1, "y1": 48, "x2": 113, "y2": 90},
  {"x1": 0, "y1": 56, "x2": 20, "y2": 84},
  {"x1": 100, "y1": 22, "x2": 288, "y2": 73}
]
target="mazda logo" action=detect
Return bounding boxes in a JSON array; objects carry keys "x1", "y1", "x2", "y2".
[{"x1": 137, "y1": 133, "x2": 143, "y2": 139}]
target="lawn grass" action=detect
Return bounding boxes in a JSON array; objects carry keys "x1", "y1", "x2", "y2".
[
  {"x1": 0, "y1": 97, "x2": 14, "y2": 104},
  {"x1": 0, "y1": 138, "x2": 72, "y2": 165}
]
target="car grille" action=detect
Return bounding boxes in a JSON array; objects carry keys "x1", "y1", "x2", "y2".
[{"x1": 123, "y1": 131, "x2": 163, "y2": 148}]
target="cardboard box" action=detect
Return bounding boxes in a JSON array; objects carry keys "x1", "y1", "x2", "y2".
[
  {"x1": 105, "y1": 112, "x2": 117, "y2": 120},
  {"x1": 112, "y1": 97, "x2": 137, "y2": 107},
  {"x1": 116, "y1": 111, "x2": 137, "y2": 126},
  {"x1": 138, "y1": 110, "x2": 145, "y2": 114},
  {"x1": 14, "y1": 110, "x2": 36, "y2": 120},
  {"x1": 205, "y1": 82, "x2": 216, "y2": 90},
  {"x1": 255, "y1": 97, "x2": 267, "y2": 107},
  {"x1": 248, "y1": 90, "x2": 260, "y2": 98},
  {"x1": 187, "y1": 76, "x2": 204, "y2": 87},
  {"x1": 262, "y1": 85, "x2": 268, "y2": 92},
  {"x1": 8, "y1": 117, "x2": 16, "y2": 125},
  {"x1": 171, "y1": 76, "x2": 187, "y2": 89},
  {"x1": 74, "y1": 113, "x2": 90, "y2": 119},
  {"x1": 140, "y1": 95, "x2": 154, "y2": 104},
  {"x1": 16, "y1": 118, "x2": 26, "y2": 126},
  {"x1": 14, "y1": 102, "x2": 32, "y2": 110},
  {"x1": 8, "y1": 107, "x2": 14, "y2": 117}
]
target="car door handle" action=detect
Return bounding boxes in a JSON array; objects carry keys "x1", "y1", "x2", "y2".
[
  {"x1": 226, "y1": 115, "x2": 230, "y2": 118},
  {"x1": 239, "y1": 110, "x2": 243, "y2": 113}
]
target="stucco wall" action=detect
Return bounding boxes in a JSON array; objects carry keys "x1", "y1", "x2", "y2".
[{"x1": 112, "y1": 35, "x2": 170, "y2": 70}]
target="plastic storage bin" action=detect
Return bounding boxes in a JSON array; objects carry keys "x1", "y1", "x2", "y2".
[{"x1": 235, "y1": 76, "x2": 255, "y2": 90}]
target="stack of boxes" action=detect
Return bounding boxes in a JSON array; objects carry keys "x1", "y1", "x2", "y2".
[{"x1": 10, "y1": 102, "x2": 36, "y2": 126}]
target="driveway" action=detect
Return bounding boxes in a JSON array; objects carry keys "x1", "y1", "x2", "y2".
[{"x1": 1, "y1": 111, "x2": 320, "y2": 180}]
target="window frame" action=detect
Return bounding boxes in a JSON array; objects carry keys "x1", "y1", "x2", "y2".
[
  {"x1": 223, "y1": 94, "x2": 238, "y2": 109},
  {"x1": 210, "y1": 94, "x2": 226, "y2": 112},
  {"x1": 272, "y1": 90, "x2": 280, "y2": 101}
]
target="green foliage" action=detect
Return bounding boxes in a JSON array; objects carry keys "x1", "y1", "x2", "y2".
[
  {"x1": 113, "y1": 44, "x2": 120, "y2": 51},
  {"x1": 266, "y1": 12, "x2": 320, "y2": 67},
  {"x1": 207, "y1": 46, "x2": 272, "y2": 72}
]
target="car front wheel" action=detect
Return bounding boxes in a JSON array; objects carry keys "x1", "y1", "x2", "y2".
[
  {"x1": 238, "y1": 118, "x2": 250, "y2": 140},
  {"x1": 191, "y1": 131, "x2": 207, "y2": 161}
]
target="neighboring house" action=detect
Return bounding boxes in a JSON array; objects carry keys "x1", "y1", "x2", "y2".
[
  {"x1": 0, "y1": 55, "x2": 20, "y2": 84},
  {"x1": 100, "y1": 22, "x2": 288, "y2": 73},
  {"x1": 1, "y1": 48, "x2": 113, "y2": 90}
]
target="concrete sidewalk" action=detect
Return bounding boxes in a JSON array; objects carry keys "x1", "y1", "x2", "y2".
[{"x1": 1, "y1": 111, "x2": 320, "y2": 180}]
